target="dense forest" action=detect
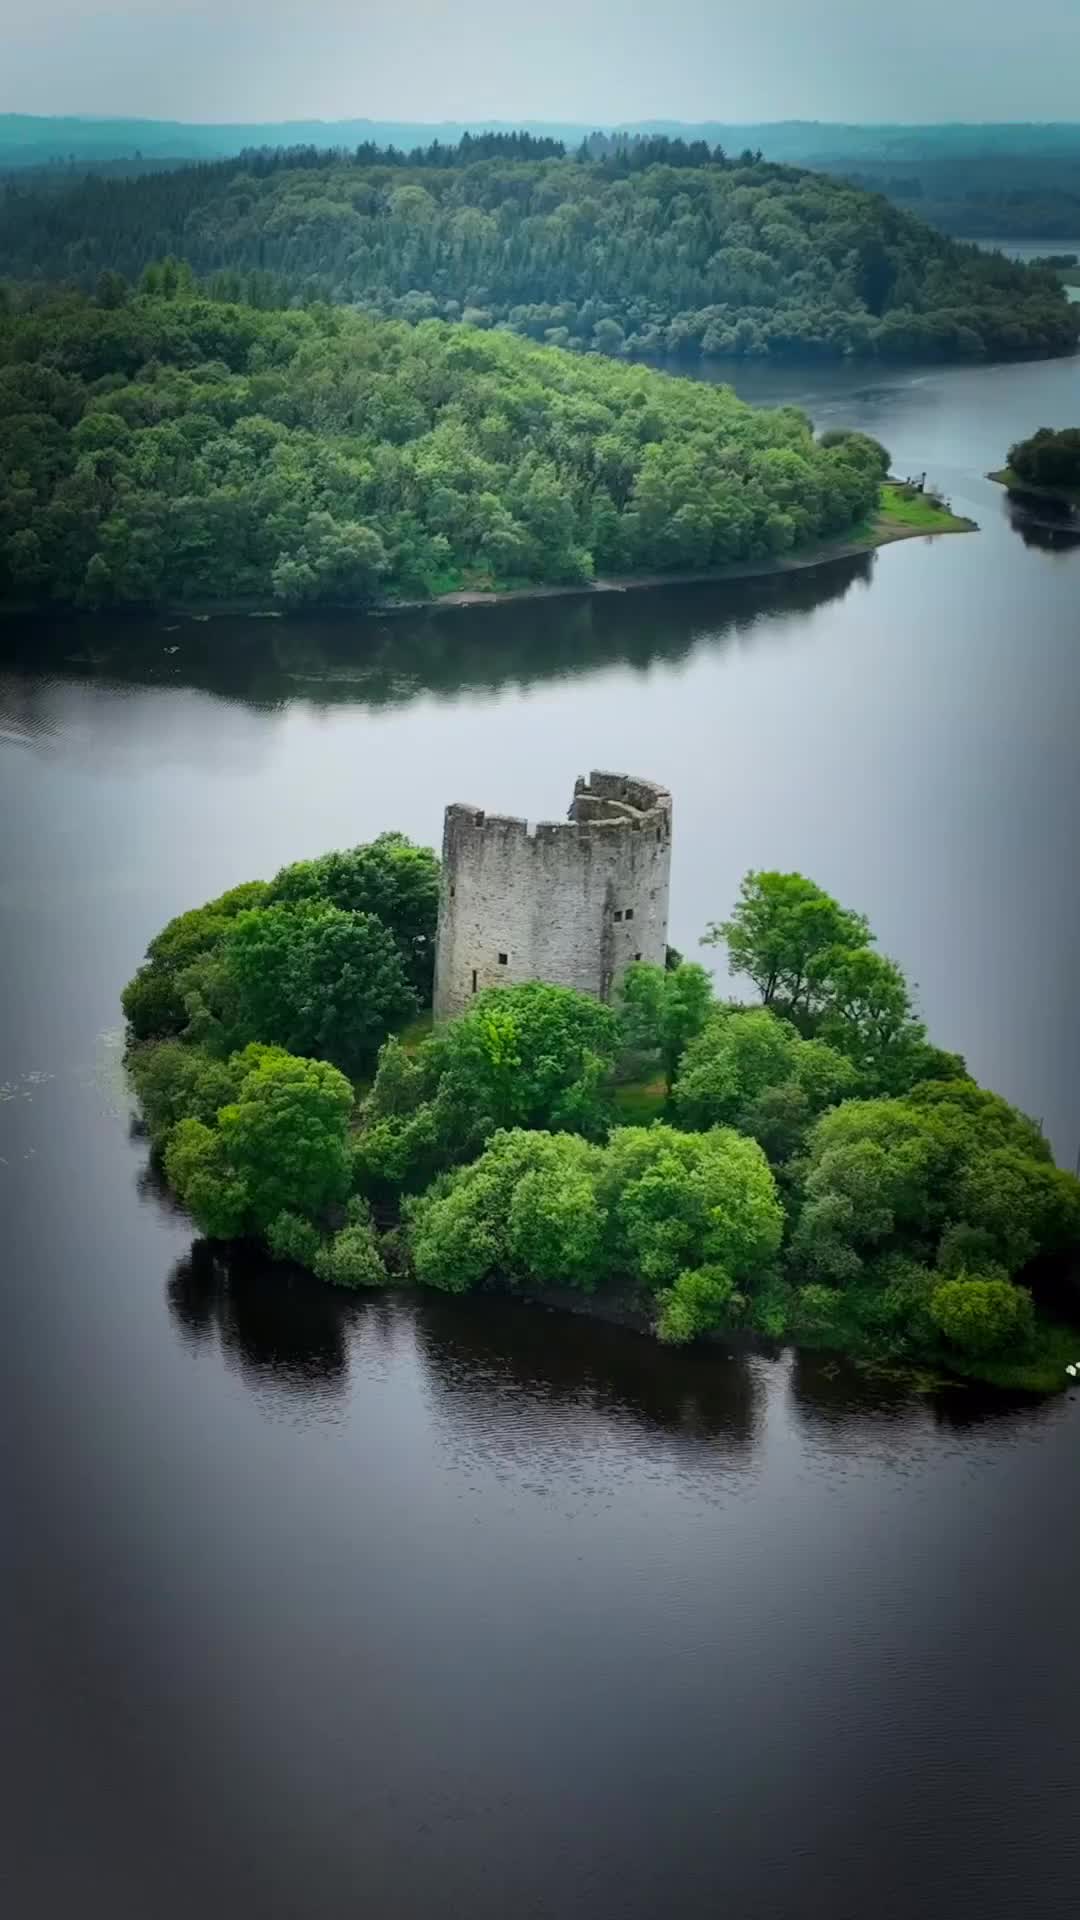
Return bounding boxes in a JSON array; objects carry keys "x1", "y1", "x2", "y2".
[
  {"x1": 0, "y1": 286, "x2": 898, "y2": 610},
  {"x1": 6, "y1": 115, "x2": 1080, "y2": 240},
  {"x1": 2, "y1": 139, "x2": 1076, "y2": 364},
  {"x1": 123, "y1": 852, "x2": 1080, "y2": 1391}
]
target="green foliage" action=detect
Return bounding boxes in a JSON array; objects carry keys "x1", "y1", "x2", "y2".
[
  {"x1": 163, "y1": 1044, "x2": 354, "y2": 1238},
  {"x1": 314, "y1": 1212, "x2": 388, "y2": 1289},
  {"x1": 599, "y1": 1125, "x2": 783, "y2": 1290},
  {"x1": 406, "y1": 1121, "x2": 782, "y2": 1326},
  {"x1": 671, "y1": 1005, "x2": 856, "y2": 1158},
  {"x1": 128, "y1": 1039, "x2": 243, "y2": 1147},
  {"x1": 929, "y1": 1276, "x2": 1036, "y2": 1356},
  {"x1": 702, "y1": 869, "x2": 960, "y2": 1097},
  {"x1": 121, "y1": 880, "x2": 269, "y2": 1040},
  {"x1": 356, "y1": 982, "x2": 620, "y2": 1191},
  {"x1": 407, "y1": 1130, "x2": 606, "y2": 1295},
  {"x1": 703, "y1": 871, "x2": 871, "y2": 1016},
  {"x1": 817, "y1": 429, "x2": 891, "y2": 478},
  {"x1": 266, "y1": 1210, "x2": 323, "y2": 1270},
  {"x1": 122, "y1": 846, "x2": 424, "y2": 1077},
  {"x1": 218, "y1": 902, "x2": 416, "y2": 1077},
  {"x1": 1006, "y1": 427, "x2": 1080, "y2": 492},
  {"x1": 0, "y1": 292, "x2": 893, "y2": 610},
  {"x1": 656, "y1": 1266, "x2": 738, "y2": 1344},
  {"x1": 811, "y1": 946, "x2": 928, "y2": 1091},
  {"x1": 267, "y1": 833, "x2": 440, "y2": 996},
  {"x1": 120, "y1": 847, "x2": 1080, "y2": 1390},
  {"x1": 617, "y1": 959, "x2": 714, "y2": 1086},
  {"x1": 2, "y1": 141, "x2": 1074, "y2": 363},
  {"x1": 789, "y1": 1084, "x2": 1080, "y2": 1293}
]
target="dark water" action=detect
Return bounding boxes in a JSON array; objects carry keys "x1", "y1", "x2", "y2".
[{"x1": 3, "y1": 350, "x2": 1080, "y2": 1918}]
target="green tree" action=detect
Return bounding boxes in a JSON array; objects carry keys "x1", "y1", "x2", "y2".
[
  {"x1": 671, "y1": 1006, "x2": 856, "y2": 1150},
  {"x1": 271, "y1": 514, "x2": 389, "y2": 607},
  {"x1": 164, "y1": 1044, "x2": 354, "y2": 1237},
  {"x1": 811, "y1": 945, "x2": 928, "y2": 1092},
  {"x1": 929, "y1": 1276, "x2": 1035, "y2": 1355},
  {"x1": 267, "y1": 833, "x2": 440, "y2": 996},
  {"x1": 655, "y1": 1265, "x2": 739, "y2": 1344},
  {"x1": 127, "y1": 1040, "x2": 242, "y2": 1148},
  {"x1": 219, "y1": 902, "x2": 416, "y2": 1076},
  {"x1": 617, "y1": 959, "x2": 714, "y2": 1087},
  {"x1": 790, "y1": 1088, "x2": 1080, "y2": 1289},
  {"x1": 121, "y1": 880, "x2": 270, "y2": 1041},
  {"x1": 1007, "y1": 427, "x2": 1080, "y2": 490},
  {"x1": 406, "y1": 1120, "x2": 782, "y2": 1312},
  {"x1": 314, "y1": 1207, "x2": 388, "y2": 1288},
  {"x1": 702, "y1": 870, "x2": 870, "y2": 1015},
  {"x1": 818, "y1": 429, "x2": 890, "y2": 478},
  {"x1": 599, "y1": 1124, "x2": 784, "y2": 1291},
  {"x1": 357, "y1": 982, "x2": 620, "y2": 1190},
  {"x1": 407, "y1": 1129, "x2": 607, "y2": 1295}
]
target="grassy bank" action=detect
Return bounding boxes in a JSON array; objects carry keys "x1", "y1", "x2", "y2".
[
  {"x1": 989, "y1": 467, "x2": 1080, "y2": 509},
  {"x1": 875, "y1": 482, "x2": 976, "y2": 534}
]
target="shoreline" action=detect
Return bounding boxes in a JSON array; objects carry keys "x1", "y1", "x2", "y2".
[
  {"x1": 2, "y1": 509, "x2": 976, "y2": 628},
  {"x1": 421, "y1": 511, "x2": 976, "y2": 611},
  {"x1": 988, "y1": 467, "x2": 1080, "y2": 511}
]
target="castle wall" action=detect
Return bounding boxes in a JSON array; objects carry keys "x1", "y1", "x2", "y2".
[{"x1": 433, "y1": 772, "x2": 671, "y2": 1022}]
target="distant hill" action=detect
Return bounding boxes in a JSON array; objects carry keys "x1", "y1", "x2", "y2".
[
  {"x1": 1, "y1": 136, "x2": 1075, "y2": 366},
  {"x1": 4, "y1": 114, "x2": 1080, "y2": 238}
]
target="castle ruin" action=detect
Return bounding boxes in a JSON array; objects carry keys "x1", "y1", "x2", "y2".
[{"x1": 433, "y1": 771, "x2": 672, "y2": 1022}]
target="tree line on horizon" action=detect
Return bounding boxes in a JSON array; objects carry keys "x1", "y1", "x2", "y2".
[
  {"x1": 4, "y1": 115, "x2": 1080, "y2": 239},
  {"x1": 2, "y1": 138, "x2": 1076, "y2": 365}
]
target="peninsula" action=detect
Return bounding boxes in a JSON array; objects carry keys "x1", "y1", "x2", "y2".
[{"x1": 0, "y1": 287, "x2": 963, "y2": 614}]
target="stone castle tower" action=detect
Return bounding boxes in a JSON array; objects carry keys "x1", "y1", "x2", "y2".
[{"x1": 433, "y1": 771, "x2": 672, "y2": 1022}]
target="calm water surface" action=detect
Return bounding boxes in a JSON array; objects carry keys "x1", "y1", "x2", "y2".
[{"x1": 3, "y1": 350, "x2": 1080, "y2": 1918}]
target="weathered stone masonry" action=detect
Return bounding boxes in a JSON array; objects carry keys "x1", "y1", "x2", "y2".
[{"x1": 433, "y1": 771, "x2": 672, "y2": 1022}]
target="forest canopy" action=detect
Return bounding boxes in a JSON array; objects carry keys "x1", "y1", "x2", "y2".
[
  {"x1": 0, "y1": 289, "x2": 892, "y2": 610},
  {"x1": 2, "y1": 138, "x2": 1076, "y2": 365}
]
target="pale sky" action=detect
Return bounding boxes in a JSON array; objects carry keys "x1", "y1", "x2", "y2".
[{"x1": 2, "y1": 0, "x2": 1078, "y2": 125}]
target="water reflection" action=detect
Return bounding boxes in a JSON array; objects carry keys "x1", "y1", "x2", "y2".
[
  {"x1": 0, "y1": 553, "x2": 873, "y2": 716},
  {"x1": 417, "y1": 1292, "x2": 764, "y2": 1456},
  {"x1": 1004, "y1": 496, "x2": 1080, "y2": 553},
  {"x1": 166, "y1": 1239, "x2": 351, "y2": 1404},
  {"x1": 787, "y1": 1344, "x2": 1057, "y2": 1441}
]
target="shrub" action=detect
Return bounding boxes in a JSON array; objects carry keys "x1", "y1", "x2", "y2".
[
  {"x1": 314, "y1": 1219, "x2": 387, "y2": 1289},
  {"x1": 656, "y1": 1265, "x2": 738, "y2": 1344},
  {"x1": 929, "y1": 1276, "x2": 1035, "y2": 1355},
  {"x1": 266, "y1": 1211, "x2": 323, "y2": 1270}
]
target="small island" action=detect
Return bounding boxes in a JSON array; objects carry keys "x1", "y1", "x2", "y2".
[
  {"x1": 123, "y1": 774, "x2": 1080, "y2": 1394},
  {"x1": 990, "y1": 427, "x2": 1080, "y2": 510},
  {"x1": 0, "y1": 288, "x2": 973, "y2": 615}
]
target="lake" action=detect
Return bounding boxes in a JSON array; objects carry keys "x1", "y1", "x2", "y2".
[{"x1": 3, "y1": 347, "x2": 1080, "y2": 1918}]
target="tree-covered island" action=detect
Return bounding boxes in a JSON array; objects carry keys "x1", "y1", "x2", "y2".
[
  {"x1": 0, "y1": 286, "x2": 972, "y2": 612},
  {"x1": 123, "y1": 844, "x2": 1080, "y2": 1393}
]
